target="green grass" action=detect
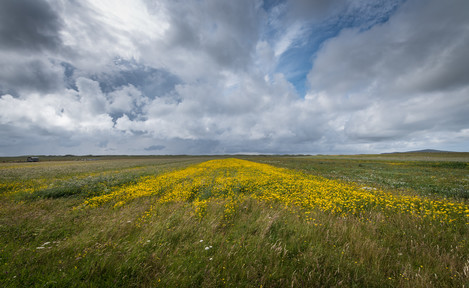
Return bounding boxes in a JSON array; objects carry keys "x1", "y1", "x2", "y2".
[
  {"x1": 0, "y1": 157, "x2": 216, "y2": 199},
  {"x1": 1, "y1": 154, "x2": 469, "y2": 287},
  {"x1": 246, "y1": 153, "x2": 469, "y2": 199}
]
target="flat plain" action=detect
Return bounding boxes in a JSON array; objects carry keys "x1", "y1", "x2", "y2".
[{"x1": 1, "y1": 153, "x2": 468, "y2": 287}]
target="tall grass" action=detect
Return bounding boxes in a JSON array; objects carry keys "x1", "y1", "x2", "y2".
[
  {"x1": 248, "y1": 154, "x2": 469, "y2": 199},
  {"x1": 1, "y1": 156, "x2": 468, "y2": 287}
]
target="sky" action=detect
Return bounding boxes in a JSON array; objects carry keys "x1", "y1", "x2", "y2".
[{"x1": 0, "y1": 0, "x2": 468, "y2": 156}]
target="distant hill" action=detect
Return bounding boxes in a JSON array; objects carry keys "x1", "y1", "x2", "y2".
[
  {"x1": 382, "y1": 149, "x2": 454, "y2": 154},
  {"x1": 405, "y1": 149, "x2": 453, "y2": 153}
]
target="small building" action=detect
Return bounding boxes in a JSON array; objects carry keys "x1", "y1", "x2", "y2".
[{"x1": 27, "y1": 157, "x2": 39, "y2": 162}]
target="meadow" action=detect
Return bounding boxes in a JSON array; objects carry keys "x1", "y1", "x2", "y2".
[{"x1": 0, "y1": 153, "x2": 468, "y2": 287}]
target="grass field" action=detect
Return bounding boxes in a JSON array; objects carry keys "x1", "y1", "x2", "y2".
[{"x1": 1, "y1": 153, "x2": 468, "y2": 287}]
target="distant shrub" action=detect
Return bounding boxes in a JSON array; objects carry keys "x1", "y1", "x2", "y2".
[{"x1": 432, "y1": 162, "x2": 467, "y2": 169}]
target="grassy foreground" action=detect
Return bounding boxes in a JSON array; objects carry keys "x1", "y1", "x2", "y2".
[{"x1": 1, "y1": 154, "x2": 468, "y2": 287}]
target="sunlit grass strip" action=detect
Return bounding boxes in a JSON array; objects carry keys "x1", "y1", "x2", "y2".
[{"x1": 82, "y1": 159, "x2": 469, "y2": 225}]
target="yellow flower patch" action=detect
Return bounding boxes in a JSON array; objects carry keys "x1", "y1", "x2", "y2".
[{"x1": 82, "y1": 158, "x2": 469, "y2": 225}]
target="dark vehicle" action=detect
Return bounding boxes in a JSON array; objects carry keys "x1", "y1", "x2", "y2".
[{"x1": 27, "y1": 157, "x2": 39, "y2": 162}]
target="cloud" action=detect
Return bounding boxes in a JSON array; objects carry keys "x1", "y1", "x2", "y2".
[
  {"x1": 0, "y1": 0, "x2": 63, "y2": 52},
  {"x1": 140, "y1": 0, "x2": 261, "y2": 83},
  {"x1": 0, "y1": 57, "x2": 66, "y2": 95},
  {"x1": 144, "y1": 145, "x2": 165, "y2": 151},
  {"x1": 307, "y1": 0, "x2": 469, "y2": 147},
  {"x1": 0, "y1": 0, "x2": 468, "y2": 156}
]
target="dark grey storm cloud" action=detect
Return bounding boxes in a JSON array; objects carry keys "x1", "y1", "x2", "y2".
[
  {"x1": 0, "y1": 0, "x2": 63, "y2": 52},
  {"x1": 0, "y1": 58, "x2": 65, "y2": 94},
  {"x1": 0, "y1": 0, "x2": 66, "y2": 94}
]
